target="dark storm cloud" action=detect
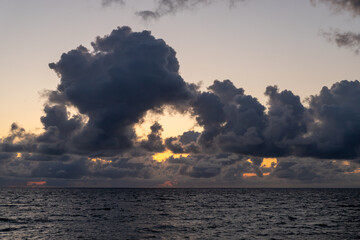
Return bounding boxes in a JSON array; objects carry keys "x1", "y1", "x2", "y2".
[
  {"x1": 321, "y1": 30, "x2": 360, "y2": 54},
  {"x1": 165, "y1": 137, "x2": 184, "y2": 153},
  {"x1": 87, "y1": 156, "x2": 155, "y2": 179},
  {"x1": 179, "y1": 130, "x2": 200, "y2": 144},
  {"x1": 191, "y1": 91, "x2": 226, "y2": 149},
  {"x1": 31, "y1": 158, "x2": 89, "y2": 179},
  {"x1": 168, "y1": 156, "x2": 222, "y2": 178},
  {"x1": 188, "y1": 164, "x2": 221, "y2": 178},
  {"x1": 0, "y1": 123, "x2": 37, "y2": 153},
  {"x1": 296, "y1": 80, "x2": 360, "y2": 159},
  {"x1": 279, "y1": 80, "x2": 360, "y2": 160},
  {"x1": 165, "y1": 131, "x2": 200, "y2": 153},
  {"x1": 165, "y1": 153, "x2": 278, "y2": 182},
  {"x1": 0, "y1": 153, "x2": 14, "y2": 161},
  {"x1": 2, "y1": 26, "x2": 360, "y2": 186},
  {"x1": 271, "y1": 157, "x2": 360, "y2": 184},
  {"x1": 140, "y1": 122, "x2": 166, "y2": 152},
  {"x1": 21, "y1": 153, "x2": 71, "y2": 162},
  {"x1": 0, "y1": 26, "x2": 201, "y2": 183},
  {"x1": 189, "y1": 79, "x2": 360, "y2": 160},
  {"x1": 40, "y1": 105, "x2": 83, "y2": 140},
  {"x1": 272, "y1": 161, "x2": 320, "y2": 181},
  {"x1": 165, "y1": 153, "x2": 248, "y2": 179},
  {"x1": 311, "y1": 0, "x2": 360, "y2": 16},
  {"x1": 47, "y1": 26, "x2": 196, "y2": 155},
  {"x1": 0, "y1": 108, "x2": 81, "y2": 156},
  {"x1": 0, "y1": 152, "x2": 156, "y2": 181},
  {"x1": 34, "y1": 104, "x2": 84, "y2": 155},
  {"x1": 262, "y1": 85, "x2": 307, "y2": 156},
  {"x1": 191, "y1": 80, "x2": 268, "y2": 155}
]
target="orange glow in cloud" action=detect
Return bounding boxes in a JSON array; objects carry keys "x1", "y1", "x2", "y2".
[
  {"x1": 26, "y1": 181, "x2": 46, "y2": 187},
  {"x1": 90, "y1": 158, "x2": 112, "y2": 164},
  {"x1": 153, "y1": 149, "x2": 189, "y2": 162},
  {"x1": 261, "y1": 158, "x2": 277, "y2": 168},
  {"x1": 243, "y1": 172, "x2": 270, "y2": 178},
  {"x1": 158, "y1": 180, "x2": 178, "y2": 187},
  {"x1": 345, "y1": 168, "x2": 360, "y2": 174},
  {"x1": 342, "y1": 161, "x2": 351, "y2": 166},
  {"x1": 16, "y1": 152, "x2": 22, "y2": 158},
  {"x1": 243, "y1": 173, "x2": 257, "y2": 178},
  {"x1": 247, "y1": 158, "x2": 277, "y2": 168}
]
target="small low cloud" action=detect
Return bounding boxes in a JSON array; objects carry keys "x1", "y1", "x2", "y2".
[
  {"x1": 311, "y1": 0, "x2": 360, "y2": 17},
  {"x1": 321, "y1": 29, "x2": 360, "y2": 54},
  {"x1": 101, "y1": 0, "x2": 125, "y2": 7},
  {"x1": 136, "y1": 0, "x2": 246, "y2": 21},
  {"x1": 26, "y1": 181, "x2": 47, "y2": 187},
  {"x1": 158, "y1": 179, "x2": 178, "y2": 187}
]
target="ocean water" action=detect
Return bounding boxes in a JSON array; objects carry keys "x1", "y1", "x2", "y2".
[{"x1": 0, "y1": 188, "x2": 359, "y2": 239}]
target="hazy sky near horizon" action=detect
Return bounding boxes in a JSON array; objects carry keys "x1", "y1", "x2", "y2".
[{"x1": 1, "y1": 0, "x2": 360, "y2": 187}]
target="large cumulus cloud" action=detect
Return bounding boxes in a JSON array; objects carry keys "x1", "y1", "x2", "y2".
[
  {"x1": 1, "y1": 26, "x2": 360, "y2": 187},
  {"x1": 297, "y1": 80, "x2": 360, "y2": 159},
  {"x1": 46, "y1": 26, "x2": 195, "y2": 155},
  {"x1": 184, "y1": 79, "x2": 360, "y2": 160},
  {"x1": 188, "y1": 80, "x2": 306, "y2": 157}
]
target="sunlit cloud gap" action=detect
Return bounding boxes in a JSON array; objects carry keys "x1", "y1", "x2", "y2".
[{"x1": 153, "y1": 150, "x2": 189, "y2": 162}]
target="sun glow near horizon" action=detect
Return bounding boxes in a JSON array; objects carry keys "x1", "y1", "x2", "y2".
[{"x1": 153, "y1": 149, "x2": 189, "y2": 162}]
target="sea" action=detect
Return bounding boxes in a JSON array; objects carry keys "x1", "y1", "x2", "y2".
[{"x1": 0, "y1": 188, "x2": 359, "y2": 239}]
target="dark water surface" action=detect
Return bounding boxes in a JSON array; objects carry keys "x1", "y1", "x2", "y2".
[{"x1": 1, "y1": 188, "x2": 359, "y2": 239}]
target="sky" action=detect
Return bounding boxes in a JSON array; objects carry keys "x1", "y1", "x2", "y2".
[{"x1": 1, "y1": 0, "x2": 360, "y2": 187}]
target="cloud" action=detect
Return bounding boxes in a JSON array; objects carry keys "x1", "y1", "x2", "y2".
[
  {"x1": 165, "y1": 130, "x2": 200, "y2": 153},
  {"x1": 26, "y1": 181, "x2": 47, "y2": 187},
  {"x1": 136, "y1": 0, "x2": 211, "y2": 21},
  {"x1": 158, "y1": 179, "x2": 178, "y2": 187},
  {"x1": 136, "y1": 0, "x2": 246, "y2": 21},
  {"x1": 101, "y1": 0, "x2": 125, "y2": 7},
  {"x1": 186, "y1": 79, "x2": 360, "y2": 160},
  {"x1": 166, "y1": 153, "x2": 246, "y2": 179},
  {"x1": 310, "y1": 2, "x2": 360, "y2": 54},
  {"x1": 136, "y1": 11, "x2": 161, "y2": 21},
  {"x1": 296, "y1": 80, "x2": 360, "y2": 159},
  {"x1": 311, "y1": 0, "x2": 360, "y2": 17},
  {"x1": 0, "y1": 153, "x2": 14, "y2": 161},
  {"x1": 107, "y1": 0, "x2": 360, "y2": 22},
  {"x1": 2, "y1": 26, "x2": 360, "y2": 187},
  {"x1": 272, "y1": 157, "x2": 360, "y2": 185},
  {"x1": 140, "y1": 122, "x2": 166, "y2": 152},
  {"x1": 46, "y1": 26, "x2": 196, "y2": 156},
  {"x1": 0, "y1": 26, "x2": 198, "y2": 184},
  {"x1": 321, "y1": 30, "x2": 360, "y2": 54}
]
